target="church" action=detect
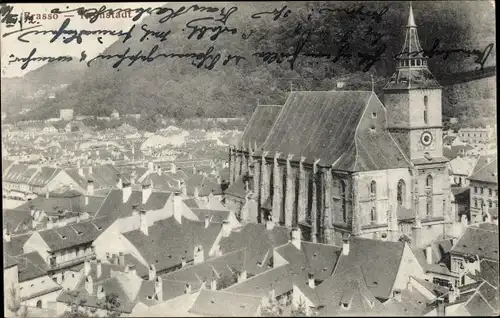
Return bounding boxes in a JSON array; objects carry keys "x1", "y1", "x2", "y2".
[{"x1": 227, "y1": 5, "x2": 455, "y2": 248}]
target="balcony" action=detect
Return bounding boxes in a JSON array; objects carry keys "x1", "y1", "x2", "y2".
[{"x1": 48, "y1": 252, "x2": 96, "y2": 271}]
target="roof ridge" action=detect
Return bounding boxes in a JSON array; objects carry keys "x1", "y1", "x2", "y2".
[{"x1": 470, "y1": 158, "x2": 497, "y2": 178}]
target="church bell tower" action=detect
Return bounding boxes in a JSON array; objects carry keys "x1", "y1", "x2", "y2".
[{"x1": 383, "y1": 3, "x2": 444, "y2": 161}]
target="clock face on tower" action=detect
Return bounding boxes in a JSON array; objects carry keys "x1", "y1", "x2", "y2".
[{"x1": 421, "y1": 131, "x2": 433, "y2": 146}]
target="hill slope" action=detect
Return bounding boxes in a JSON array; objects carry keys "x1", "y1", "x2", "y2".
[{"x1": 12, "y1": 1, "x2": 496, "y2": 123}]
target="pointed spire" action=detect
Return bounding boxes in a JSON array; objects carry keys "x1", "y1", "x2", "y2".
[{"x1": 407, "y1": 2, "x2": 416, "y2": 28}]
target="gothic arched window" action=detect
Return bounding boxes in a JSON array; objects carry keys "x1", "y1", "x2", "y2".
[
  {"x1": 424, "y1": 96, "x2": 429, "y2": 124},
  {"x1": 397, "y1": 179, "x2": 406, "y2": 206},
  {"x1": 341, "y1": 181, "x2": 347, "y2": 223},
  {"x1": 370, "y1": 180, "x2": 377, "y2": 197},
  {"x1": 370, "y1": 207, "x2": 376, "y2": 223},
  {"x1": 426, "y1": 199, "x2": 432, "y2": 216},
  {"x1": 426, "y1": 175, "x2": 433, "y2": 189}
]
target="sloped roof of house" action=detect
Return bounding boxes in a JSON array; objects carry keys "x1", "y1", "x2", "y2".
[
  {"x1": 315, "y1": 265, "x2": 386, "y2": 316},
  {"x1": 325, "y1": 237, "x2": 406, "y2": 300},
  {"x1": 135, "y1": 278, "x2": 201, "y2": 307},
  {"x1": 65, "y1": 164, "x2": 127, "y2": 190},
  {"x1": 3, "y1": 164, "x2": 31, "y2": 183},
  {"x1": 183, "y1": 198, "x2": 200, "y2": 209},
  {"x1": 190, "y1": 209, "x2": 230, "y2": 224},
  {"x1": 469, "y1": 157, "x2": 498, "y2": 184},
  {"x1": 259, "y1": 91, "x2": 408, "y2": 171},
  {"x1": 224, "y1": 175, "x2": 248, "y2": 199},
  {"x1": 122, "y1": 217, "x2": 222, "y2": 273},
  {"x1": 38, "y1": 216, "x2": 112, "y2": 252},
  {"x1": 240, "y1": 105, "x2": 283, "y2": 149},
  {"x1": 219, "y1": 223, "x2": 290, "y2": 275},
  {"x1": 413, "y1": 239, "x2": 455, "y2": 277},
  {"x1": 161, "y1": 249, "x2": 245, "y2": 286},
  {"x1": 452, "y1": 225, "x2": 499, "y2": 261},
  {"x1": 383, "y1": 287, "x2": 431, "y2": 316},
  {"x1": 189, "y1": 289, "x2": 262, "y2": 317},
  {"x1": 3, "y1": 209, "x2": 33, "y2": 234},
  {"x1": 14, "y1": 251, "x2": 49, "y2": 282},
  {"x1": 4, "y1": 253, "x2": 18, "y2": 269},
  {"x1": 4, "y1": 233, "x2": 32, "y2": 256}
]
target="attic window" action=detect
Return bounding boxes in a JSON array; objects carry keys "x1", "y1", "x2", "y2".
[
  {"x1": 341, "y1": 302, "x2": 350, "y2": 309},
  {"x1": 146, "y1": 296, "x2": 152, "y2": 300},
  {"x1": 313, "y1": 253, "x2": 317, "y2": 258},
  {"x1": 370, "y1": 126, "x2": 376, "y2": 133},
  {"x1": 372, "y1": 112, "x2": 377, "y2": 118},
  {"x1": 323, "y1": 267, "x2": 328, "y2": 271}
]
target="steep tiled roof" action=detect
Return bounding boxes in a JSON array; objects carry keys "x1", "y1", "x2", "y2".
[
  {"x1": 260, "y1": 91, "x2": 408, "y2": 171},
  {"x1": 135, "y1": 278, "x2": 201, "y2": 306},
  {"x1": 183, "y1": 198, "x2": 200, "y2": 209},
  {"x1": 162, "y1": 249, "x2": 245, "y2": 286},
  {"x1": 190, "y1": 208, "x2": 230, "y2": 224},
  {"x1": 452, "y1": 225, "x2": 499, "y2": 261},
  {"x1": 225, "y1": 264, "x2": 293, "y2": 298},
  {"x1": 413, "y1": 239, "x2": 454, "y2": 276},
  {"x1": 122, "y1": 217, "x2": 222, "y2": 273},
  {"x1": 4, "y1": 233, "x2": 32, "y2": 256},
  {"x1": 461, "y1": 281, "x2": 500, "y2": 316},
  {"x1": 327, "y1": 237, "x2": 406, "y2": 300},
  {"x1": 224, "y1": 175, "x2": 248, "y2": 199},
  {"x1": 383, "y1": 288, "x2": 430, "y2": 316},
  {"x1": 316, "y1": 265, "x2": 385, "y2": 316},
  {"x1": 240, "y1": 105, "x2": 282, "y2": 149},
  {"x1": 3, "y1": 164, "x2": 30, "y2": 183},
  {"x1": 477, "y1": 259, "x2": 499, "y2": 288},
  {"x1": 28, "y1": 167, "x2": 60, "y2": 187},
  {"x1": 65, "y1": 164, "x2": 127, "y2": 190},
  {"x1": 219, "y1": 223, "x2": 290, "y2": 275},
  {"x1": 15, "y1": 251, "x2": 49, "y2": 282},
  {"x1": 189, "y1": 289, "x2": 262, "y2": 317},
  {"x1": 4, "y1": 253, "x2": 18, "y2": 269},
  {"x1": 469, "y1": 157, "x2": 498, "y2": 184},
  {"x1": 3, "y1": 209, "x2": 33, "y2": 234},
  {"x1": 38, "y1": 217, "x2": 112, "y2": 252}
]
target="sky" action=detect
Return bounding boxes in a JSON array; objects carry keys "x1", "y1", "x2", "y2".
[{"x1": 1, "y1": 2, "x2": 163, "y2": 77}]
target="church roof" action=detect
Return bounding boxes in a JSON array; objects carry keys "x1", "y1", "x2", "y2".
[
  {"x1": 240, "y1": 105, "x2": 282, "y2": 149},
  {"x1": 260, "y1": 91, "x2": 409, "y2": 172}
]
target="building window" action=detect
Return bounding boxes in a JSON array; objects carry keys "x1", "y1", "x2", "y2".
[
  {"x1": 488, "y1": 200, "x2": 492, "y2": 208},
  {"x1": 474, "y1": 199, "x2": 478, "y2": 208},
  {"x1": 426, "y1": 198, "x2": 432, "y2": 217},
  {"x1": 433, "y1": 277, "x2": 451, "y2": 288},
  {"x1": 36, "y1": 300, "x2": 42, "y2": 308},
  {"x1": 489, "y1": 188, "x2": 493, "y2": 196},
  {"x1": 341, "y1": 181, "x2": 347, "y2": 223},
  {"x1": 426, "y1": 175, "x2": 433, "y2": 189},
  {"x1": 480, "y1": 187, "x2": 484, "y2": 195},
  {"x1": 397, "y1": 179, "x2": 405, "y2": 206},
  {"x1": 370, "y1": 180, "x2": 377, "y2": 197},
  {"x1": 370, "y1": 207, "x2": 376, "y2": 223},
  {"x1": 474, "y1": 187, "x2": 478, "y2": 194}
]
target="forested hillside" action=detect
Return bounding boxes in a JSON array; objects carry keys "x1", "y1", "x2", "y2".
[{"x1": 9, "y1": 1, "x2": 496, "y2": 126}]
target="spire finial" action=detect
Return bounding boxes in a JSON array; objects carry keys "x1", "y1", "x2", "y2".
[{"x1": 407, "y1": 2, "x2": 416, "y2": 27}]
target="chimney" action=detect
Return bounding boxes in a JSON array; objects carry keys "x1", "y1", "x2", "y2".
[
  {"x1": 173, "y1": 192, "x2": 183, "y2": 224},
  {"x1": 97, "y1": 284, "x2": 105, "y2": 300},
  {"x1": 194, "y1": 187, "x2": 199, "y2": 199},
  {"x1": 308, "y1": 273, "x2": 315, "y2": 289},
  {"x1": 122, "y1": 182, "x2": 132, "y2": 203},
  {"x1": 171, "y1": 163, "x2": 176, "y2": 174},
  {"x1": 116, "y1": 174, "x2": 123, "y2": 189},
  {"x1": 425, "y1": 245, "x2": 433, "y2": 265},
  {"x1": 84, "y1": 259, "x2": 91, "y2": 276},
  {"x1": 96, "y1": 259, "x2": 102, "y2": 279},
  {"x1": 204, "y1": 215, "x2": 210, "y2": 228},
  {"x1": 244, "y1": 180, "x2": 249, "y2": 192},
  {"x1": 342, "y1": 236, "x2": 350, "y2": 256},
  {"x1": 393, "y1": 289, "x2": 402, "y2": 302},
  {"x1": 221, "y1": 220, "x2": 231, "y2": 237},
  {"x1": 291, "y1": 227, "x2": 301, "y2": 250},
  {"x1": 193, "y1": 245, "x2": 204, "y2": 265},
  {"x1": 88, "y1": 166, "x2": 93, "y2": 174},
  {"x1": 210, "y1": 277, "x2": 217, "y2": 290},
  {"x1": 266, "y1": 214, "x2": 275, "y2": 230},
  {"x1": 154, "y1": 276, "x2": 163, "y2": 301},
  {"x1": 139, "y1": 210, "x2": 148, "y2": 235},
  {"x1": 119, "y1": 252, "x2": 125, "y2": 266},
  {"x1": 238, "y1": 270, "x2": 247, "y2": 283},
  {"x1": 407, "y1": 281, "x2": 413, "y2": 292},
  {"x1": 448, "y1": 286, "x2": 459, "y2": 303},
  {"x1": 132, "y1": 204, "x2": 139, "y2": 216},
  {"x1": 149, "y1": 264, "x2": 156, "y2": 281},
  {"x1": 85, "y1": 276, "x2": 94, "y2": 295},
  {"x1": 87, "y1": 180, "x2": 94, "y2": 195},
  {"x1": 157, "y1": 166, "x2": 162, "y2": 176},
  {"x1": 192, "y1": 166, "x2": 197, "y2": 175},
  {"x1": 142, "y1": 183, "x2": 152, "y2": 204},
  {"x1": 185, "y1": 283, "x2": 191, "y2": 294},
  {"x1": 84, "y1": 195, "x2": 89, "y2": 206},
  {"x1": 181, "y1": 256, "x2": 187, "y2": 268},
  {"x1": 46, "y1": 191, "x2": 49, "y2": 199}
]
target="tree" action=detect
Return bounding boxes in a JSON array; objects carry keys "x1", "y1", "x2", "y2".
[
  {"x1": 59, "y1": 291, "x2": 121, "y2": 318},
  {"x1": 7, "y1": 284, "x2": 28, "y2": 318}
]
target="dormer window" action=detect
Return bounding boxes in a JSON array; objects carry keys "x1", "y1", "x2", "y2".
[{"x1": 372, "y1": 112, "x2": 377, "y2": 118}]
